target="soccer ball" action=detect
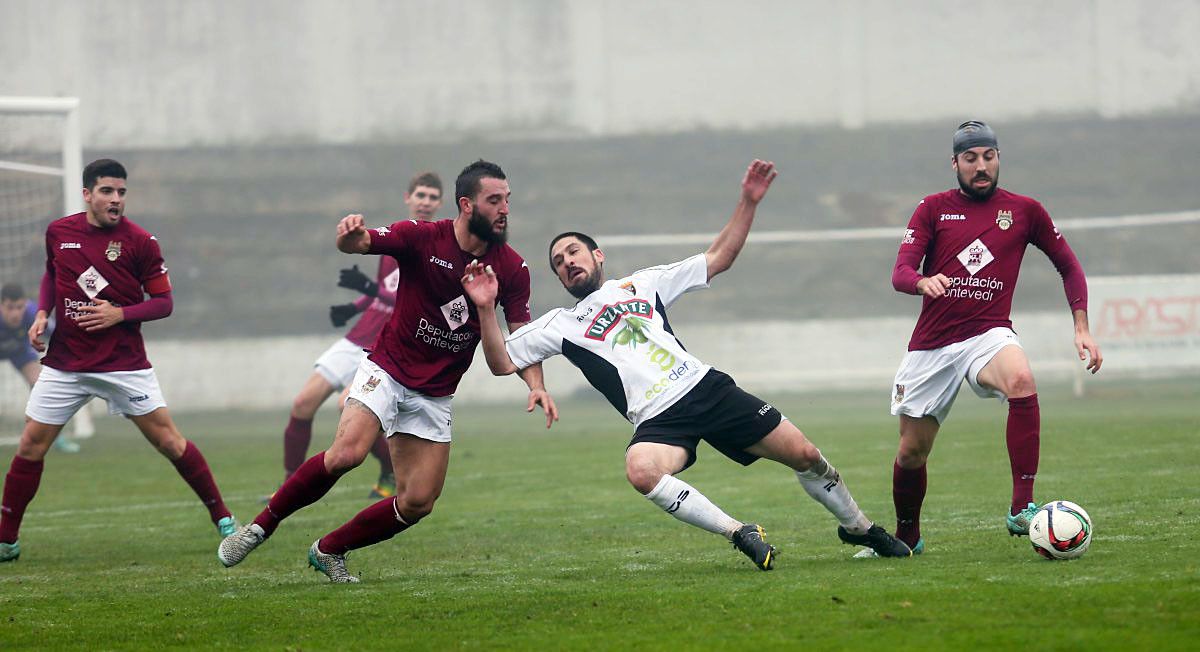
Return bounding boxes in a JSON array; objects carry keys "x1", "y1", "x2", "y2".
[{"x1": 1028, "y1": 500, "x2": 1093, "y2": 560}]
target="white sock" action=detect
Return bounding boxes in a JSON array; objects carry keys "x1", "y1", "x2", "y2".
[
  {"x1": 795, "y1": 455, "x2": 872, "y2": 534},
  {"x1": 645, "y1": 475, "x2": 741, "y2": 538}
]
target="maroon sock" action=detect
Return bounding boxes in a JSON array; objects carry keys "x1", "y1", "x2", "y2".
[
  {"x1": 283, "y1": 416, "x2": 314, "y2": 478},
  {"x1": 0, "y1": 456, "x2": 44, "y2": 543},
  {"x1": 319, "y1": 496, "x2": 411, "y2": 555},
  {"x1": 254, "y1": 452, "x2": 341, "y2": 537},
  {"x1": 171, "y1": 441, "x2": 232, "y2": 523},
  {"x1": 370, "y1": 436, "x2": 393, "y2": 477},
  {"x1": 893, "y1": 460, "x2": 927, "y2": 548},
  {"x1": 1006, "y1": 394, "x2": 1040, "y2": 515}
]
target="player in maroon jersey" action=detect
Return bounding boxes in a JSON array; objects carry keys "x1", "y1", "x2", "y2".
[
  {"x1": 872, "y1": 122, "x2": 1103, "y2": 557},
  {"x1": 269, "y1": 172, "x2": 444, "y2": 502},
  {"x1": 0, "y1": 159, "x2": 236, "y2": 563},
  {"x1": 219, "y1": 160, "x2": 557, "y2": 582}
]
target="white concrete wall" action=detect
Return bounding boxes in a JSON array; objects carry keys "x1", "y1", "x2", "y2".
[
  {"x1": 3, "y1": 1, "x2": 1199, "y2": 148},
  {"x1": 0, "y1": 311, "x2": 1101, "y2": 419},
  {"x1": 2, "y1": 302, "x2": 1194, "y2": 421}
]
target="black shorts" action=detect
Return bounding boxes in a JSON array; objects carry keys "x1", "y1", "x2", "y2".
[{"x1": 631, "y1": 369, "x2": 783, "y2": 471}]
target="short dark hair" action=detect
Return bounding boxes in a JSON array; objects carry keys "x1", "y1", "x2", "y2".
[
  {"x1": 83, "y1": 158, "x2": 127, "y2": 190},
  {"x1": 548, "y1": 232, "x2": 599, "y2": 271},
  {"x1": 1, "y1": 283, "x2": 26, "y2": 302},
  {"x1": 408, "y1": 171, "x2": 443, "y2": 194},
  {"x1": 455, "y1": 160, "x2": 506, "y2": 206}
]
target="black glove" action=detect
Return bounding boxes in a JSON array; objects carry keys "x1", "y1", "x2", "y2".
[
  {"x1": 338, "y1": 265, "x2": 378, "y2": 297},
  {"x1": 329, "y1": 303, "x2": 358, "y2": 328}
]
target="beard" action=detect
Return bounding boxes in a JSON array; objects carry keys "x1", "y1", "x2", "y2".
[
  {"x1": 565, "y1": 267, "x2": 603, "y2": 299},
  {"x1": 468, "y1": 211, "x2": 507, "y2": 245},
  {"x1": 957, "y1": 169, "x2": 999, "y2": 200}
]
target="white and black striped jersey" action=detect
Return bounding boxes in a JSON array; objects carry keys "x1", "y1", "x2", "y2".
[{"x1": 505, "y1": 254, "x2": 713, "y2": 426}]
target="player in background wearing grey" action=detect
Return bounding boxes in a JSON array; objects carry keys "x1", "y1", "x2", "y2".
[{"x1": 461, "y1": 160, "x2": 912, "y2": 569}]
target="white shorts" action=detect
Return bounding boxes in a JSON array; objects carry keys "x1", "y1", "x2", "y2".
[
  {"x1": 346, "y1": 358, "x2": 453, "y2": 443},
  {"x1": 890, "y1": 327, "x2": 1021, "y2": 424},
  {"x1": 27, "y1": 366, "x2": 166, "y2": 424},
  {"x1": 314, "y1": 337, "x2": 369, "y2": 389}
]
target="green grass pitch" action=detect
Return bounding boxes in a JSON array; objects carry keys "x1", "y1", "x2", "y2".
[{"x1": 1, "y1": 379, "x2": 1197, "y2": 650}]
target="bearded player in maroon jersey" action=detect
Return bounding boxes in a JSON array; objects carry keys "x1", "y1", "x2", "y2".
[
  {"x1": 218, "y1": 160, "x2": 556, "y2": 582},
  {"x1": 0, "y1": 159, "x2": 236, "y2": 563},
  {"x1": 269, "y1": 172, "x2": 445, "y2": 503},
  {"x1": 865, "y1": 122, "x2": 1104, "y2": 558}
]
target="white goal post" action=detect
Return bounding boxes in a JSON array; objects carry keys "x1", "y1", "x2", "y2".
[
  {"x1": 0, "y1": 96, "x2": 84, "y2": 218},
  {"x1": 0, "y1": 96, "x2": 85, "y2": 430}
]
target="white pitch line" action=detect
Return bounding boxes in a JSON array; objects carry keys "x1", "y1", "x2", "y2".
[{"x1": 595, "y1": 208, "x2": 1200, "y2": 247}]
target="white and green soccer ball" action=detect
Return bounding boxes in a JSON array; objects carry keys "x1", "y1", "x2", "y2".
[{"x1": 1029, "y1": 500, "x2": 1093, "y2": 560}]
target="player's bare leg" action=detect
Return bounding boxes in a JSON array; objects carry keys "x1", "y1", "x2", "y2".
[
  {"x1": 746, "y1": 422, "x2": 911, "y2": 558},
  {"x1": 894, "y1": 413, "x2": 939, "y2": 550},
  {"x1": 340, "y1": 384, "x2": 397, "y2": 500},
  {"x1": 0, "y1": 419, "x2": 64, "y2": 559},
  {"x1": 130, "y1": 407, "x2": 234, "y2": 534},
  {"x1": 309, "y1": 433, "x2": 449, "y2": 583},
  {"x1": 976, "y1": 344, "x2": 1041, "y2": 534},
  {"x1": 626, "y1": 442, "x2": 775, "y2": 569}
]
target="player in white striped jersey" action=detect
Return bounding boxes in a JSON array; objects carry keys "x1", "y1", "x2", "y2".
[{"x1": 461, "y1": 160, "x2": 911, "y2": 569}]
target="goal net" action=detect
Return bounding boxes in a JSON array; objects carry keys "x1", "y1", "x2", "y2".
[{"x1": 0, "y1": 97, "x2": 83, "y2": 430}]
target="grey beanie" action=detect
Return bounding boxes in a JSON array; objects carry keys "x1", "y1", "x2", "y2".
[{"x1": 953, "y1": 120, "x2": 998, "y2": 154}]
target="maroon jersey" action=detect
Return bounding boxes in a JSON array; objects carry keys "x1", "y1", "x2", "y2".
[
  {"x1": 40, "y1": 212, "x2": 170, "y2": 372},
  {"x1": 345, "y1": 255, "x2": 398, "y2": 348},
  {"x1": 893, "y1": 188, "x2": 1087, "y2": 351},
  {"x1": 366, "y1": 219, "x2": 531, "y2": 396}
]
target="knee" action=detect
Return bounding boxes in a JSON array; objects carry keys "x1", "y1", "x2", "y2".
[
  {"x1": 625, "y1": 458, "x2": 666, "y2": 495},
  {"x1": 896, "y1": 435, "x2": 930, "y2": 468},
  {"x1": 792, "y1": 440, "x2": 823, "y2": 471},
  {"x1": 896, "y1": 439, "x2": 930, "y2": 468},
  {"x1": 323, "y1": 445, "x2": 368, "y2": 474},
  {"x1": 395, "y1": 493, "x2": 437, "y2": 524},
  {"x1": 15, "y1": 437, "x2": 50, "y2": 462},
  {"x1": 156, "y1": 436, "x2": 187, "y2": 460},
  {"x1": 1007, "y1": 369, "x2": 1037, "y2": 399},
  {"x1": 291, "y1": 393, "x2": 320, "y2": 419}
]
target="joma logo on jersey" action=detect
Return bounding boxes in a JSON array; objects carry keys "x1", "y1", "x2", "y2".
[{"x1": 585, "y1": 299, "x2": 653, "y2": 340}]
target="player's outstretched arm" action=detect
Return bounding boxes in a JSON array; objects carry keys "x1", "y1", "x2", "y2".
[
  {"x1": 513, "y1": 358, "x2": 558, "y2": 429},
  {"x1": 461, "y1": 260, "x2": 519, "y2": 376},
  {"x1": 1072, "y1": 309, "x2": 1103, "y2": 374},
  {"x1": 705, "y1": 159, "x2": 778, "y2": 281},
  {"x1": 336, "y1": 214, "x2": 372, "y2": 254}
]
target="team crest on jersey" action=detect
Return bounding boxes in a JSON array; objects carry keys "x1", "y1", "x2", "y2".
[
  {"x1": 956, "y1": 238, "x2": 994, "y2": 276},
  {"x1": 996, "y1": 210, "x2": 1013, "y2": 231},
  {"x1": 893, "y1": 384, "x2": 905, "y2": 404},
  {"x1": 619, "y1": 281, "x2": 636, "y2": 295},
  {"x1": 360, "y1": 376, "x2": 381, "y2": 393},
  {"x1": 76, "y1": 265, "x2": 110, "y2": 299},
  {"x1": 105, "y1": 241, "x2": 122, "y2": 261},
  {"x1": 585, "y1": 299, "x2": 653, "y2": 341},
  {"x1": 440, "y1": 295, "x2": 470, "y2": 331}
]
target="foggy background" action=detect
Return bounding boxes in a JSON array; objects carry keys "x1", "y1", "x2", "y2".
[{"x1": 2, "y1": 1, "x2": 1198, "y2": 411}]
